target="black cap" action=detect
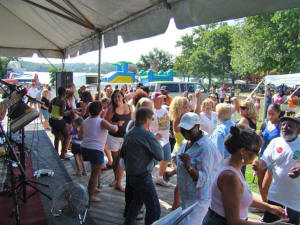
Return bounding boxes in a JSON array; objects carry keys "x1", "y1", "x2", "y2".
[
  {"x1": 280, "y1": 116, "x2": 300, "y2": 125},
  {"x1": 160, "y1": 85, "x2": 168, "y2": 91}
]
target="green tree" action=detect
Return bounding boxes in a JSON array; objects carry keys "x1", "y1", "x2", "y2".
[
  {"x1": 175, "y1": 23, "x2": 236, "y2": 88},
  {"x1": 0, "y1": 57, "x2": 18, "y2": 78},
  {"x1": 48, "y1": 67, "x2": 59, "y2": 86},
  {"x1": 136, "y1": 48, "x2": 174, "y2": 71},
  {"x1": 231, "y1": 8, "x2": 300, "y2": 75}
]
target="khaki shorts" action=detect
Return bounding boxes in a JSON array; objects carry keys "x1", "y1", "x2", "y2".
[{"x1": 107, "y1": 134, "x2": 124, "y2": 152}]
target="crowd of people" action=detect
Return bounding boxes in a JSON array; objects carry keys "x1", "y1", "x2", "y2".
[{"x1": 29, "y1": 80, "x2": 300, "y2": 225}]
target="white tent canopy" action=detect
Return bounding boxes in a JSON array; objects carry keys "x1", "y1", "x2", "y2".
[
  {"x1": 265, "y1": 73, "x2": 300, "y2": 87},
  {"x1": 1, "y1": 0, "x2": 300, "y2": 59}
]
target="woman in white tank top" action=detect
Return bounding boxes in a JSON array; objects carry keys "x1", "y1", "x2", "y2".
[
  {"x1": 79, "y1": 101, "x2": 118, "y2": 202},
  {"x1": 202, "y1": 125, "x2": 291, "y2": 225}
]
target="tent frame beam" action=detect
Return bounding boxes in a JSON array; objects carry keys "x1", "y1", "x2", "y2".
[
  {"x1": 22, "y1": 0, "x2": 97, "y2": 30},
  {"x1": 44, "y1": 0, "x2": 87, "y2": 26},
  {"x1": 62, "y1": 0, "x2": 95, "y2": 29}
]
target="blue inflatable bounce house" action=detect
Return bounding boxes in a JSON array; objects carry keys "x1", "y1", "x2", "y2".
[
  {"x1": 102, "y1": 61, "x2": 135, "y2": 83},
  {"x1": 138, "y1": 69, "x2": 175, "y2": 85}
]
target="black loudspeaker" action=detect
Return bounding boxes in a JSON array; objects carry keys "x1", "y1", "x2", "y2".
[{"x1": 56, "y1": 72, "x2": 73, "y2": 94}]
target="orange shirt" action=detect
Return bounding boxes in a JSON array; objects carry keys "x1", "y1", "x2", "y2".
[
  {"x1": 288, "y1": 95, "x2": 298, "y2": 108},
  {"x1": 165, "y1": 95, "x2": 173, "y2": 106}
]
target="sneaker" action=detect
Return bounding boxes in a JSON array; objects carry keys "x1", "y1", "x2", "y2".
[{"x1": 155, "y1": 177, "x2": 172, "y2": 187}]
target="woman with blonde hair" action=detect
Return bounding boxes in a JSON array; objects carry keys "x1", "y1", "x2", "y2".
[
  {"x1": 238, "y1": 100, "x2": 258, "y2": 176},
  {"x1": 238, "y1": 100, "x2": 257, "y2": 130},
  {"x1": 199, "y1": 98, "x2": 218, "y2": 136},
  {"x1": 210, "y1": 103, "x2": 235, "y2": 159}
]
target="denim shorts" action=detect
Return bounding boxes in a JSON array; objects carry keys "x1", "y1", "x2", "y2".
[
  {"x1": 41, "y1": 109, "x2": 50, "y2": 119},
  {"x1": 81, "y1": 147, "x2": 104, "y2": 165},
  {"x1": 162, "y1": 142, "x2": 171, "y2": 161},
  {"x1": 202, "y1": 208, "x2": 227, "y2": 225}
]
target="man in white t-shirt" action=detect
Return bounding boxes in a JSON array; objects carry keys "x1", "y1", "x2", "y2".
[
  {"x1": 150, "y1": 92, "x2": 172, "y2": 187},
  {"x1": 28, "y1": 82, "x2": 39, "y2": 110},
  {"x1": 253, "y1": 116, "x2": 300, "y2": 224}
]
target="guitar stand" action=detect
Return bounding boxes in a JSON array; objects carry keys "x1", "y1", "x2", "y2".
[
  {"x1": 14, "y1": 128, "x2": 52, "y2": 203},
  {"x1": 0, "y1": 122, "x2": 51, "y2": 225}
]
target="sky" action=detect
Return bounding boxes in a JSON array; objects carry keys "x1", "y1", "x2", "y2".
[{"x1": 21, "y1": 19, "x2": 194, "y2": 65}]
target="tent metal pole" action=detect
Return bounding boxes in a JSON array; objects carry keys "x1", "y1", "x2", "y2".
[
  {"x1": 62, "y1": 58, "x2": 65, "y2": 71},
  {"x1": 263, "y1": 81, "x2": 268, "y2": 122},
  {"x1": 97, "y1": 34, "x2": 102, "y2": 100}
]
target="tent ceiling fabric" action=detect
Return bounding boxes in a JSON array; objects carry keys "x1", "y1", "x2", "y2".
[
  {"x1": 1, "y1": 0, "x2": 300, "y2": 59},
  {"x1": 265, "y1": 74, "x2": 300, "y2": 87}
]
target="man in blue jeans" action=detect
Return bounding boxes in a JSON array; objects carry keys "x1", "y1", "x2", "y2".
[{"x1": 120, "y1": 107, "x2": 164, "y2": 225}]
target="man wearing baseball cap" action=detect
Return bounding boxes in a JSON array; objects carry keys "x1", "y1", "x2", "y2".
[
  {"x1": 163, "y1": 112, "x2": 221, "y2": 224},
  {"x1": 253, "y1": 116, "x2": 300, "y2": 224},
  {"x1": 160, "y1": 86, "x2": 172, "y2": 106},
  {"x1": 150, "y1": 92, "x2": 172, "y2": 187}
]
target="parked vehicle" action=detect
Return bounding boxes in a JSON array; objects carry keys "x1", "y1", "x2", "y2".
[{"x1": 145, "y1": 81, "x2": 206, "y2": 94}]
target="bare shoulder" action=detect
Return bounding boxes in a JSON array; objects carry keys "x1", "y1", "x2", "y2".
[
  {"x1": 238, "y1": 117, "x2": 249, "y2": 125},
  {"x1": 218, "y1": 170, "x2": 240, "y2": 189}
]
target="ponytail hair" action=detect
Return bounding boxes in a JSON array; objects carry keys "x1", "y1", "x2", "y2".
[{"x1": 225, "y1": 124, "x2": 262, "y2": 155}]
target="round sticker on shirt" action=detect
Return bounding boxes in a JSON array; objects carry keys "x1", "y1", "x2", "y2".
[{"x1": 277, "y1": 147, "x2": 283, "y2": 154}]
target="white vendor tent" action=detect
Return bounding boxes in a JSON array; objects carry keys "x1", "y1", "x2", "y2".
[
  {"x1": 263, "y1": 73, "x2": 300, "y2": 120},
  {"x1": 265, "y1": 73, "x2": 300, "y2": 87}
]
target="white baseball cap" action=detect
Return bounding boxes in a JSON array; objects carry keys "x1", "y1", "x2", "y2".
[
  {"x1": 151, "y1": 92, "x2": 166, "y2": 99},
  {"x1": 178, "y1": 112, "x2": 201, "y2": 130}
]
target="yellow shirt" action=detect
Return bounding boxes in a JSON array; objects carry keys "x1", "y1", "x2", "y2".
[
  {"x1": 173, "y1": 131, "x2": 184, "y2": 152},
  {"x1": 50, "y1": 105, "x2": 63, "y2": 119}
]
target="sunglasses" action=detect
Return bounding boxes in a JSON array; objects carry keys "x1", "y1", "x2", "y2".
[
  {"x1": 240, "y1": 106, "x2": 247, "y2": 110},
  {"x1": 180, "y1": 125, "x2": 198, "y2": 134}
]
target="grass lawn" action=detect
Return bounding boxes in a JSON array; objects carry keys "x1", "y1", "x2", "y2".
[{"x1": 234, "y1": 92, "x2": 300, "y2": 194}]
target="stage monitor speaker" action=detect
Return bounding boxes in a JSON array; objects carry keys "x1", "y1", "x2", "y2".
[{"x1": 56, "y1": 72, "x2": 73, "y2": 94}]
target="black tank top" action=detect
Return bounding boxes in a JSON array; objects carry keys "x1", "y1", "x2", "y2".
[
  {"x1": 109, "y1": 108, "x2": 131, "y2": 138},
  {"x1": 63, "y1": 103, "x2": 74, "y2": 124},
  {"x1": 246, "y1": 117, "x2": 257, "y2": 130}
]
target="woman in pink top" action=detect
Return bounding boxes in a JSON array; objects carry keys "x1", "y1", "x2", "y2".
[
  {"x1": 273, "y1": 91, "x2": 286, "y2": 105},
  {"x1": 202, "y1": 125, "x2": 290, "y2": 225}
]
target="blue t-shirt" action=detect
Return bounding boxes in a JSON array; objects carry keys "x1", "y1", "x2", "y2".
[{"x1": 260, "y1": 121, "x2": 280, "y2": 156}]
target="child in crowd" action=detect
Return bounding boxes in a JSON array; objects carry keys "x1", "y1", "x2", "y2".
[
  {"x1": 255, "y1": 98, "x2": 261, "y2": 114},
  {"x1": 40, "y1": 89, "x2": 50, "y2": 130},
  {"x1": 100, "y1": 98, "x2": 110, "y2": 118},
  {"x1": 100, "y1": 97, "x2": 113, "y2": 169},
  {"x1": 188, "y1": 94, "x2": 195, "y2": 111},
  {"x1": 71, "y1": 117, "x2": 87, "y2": 176}
]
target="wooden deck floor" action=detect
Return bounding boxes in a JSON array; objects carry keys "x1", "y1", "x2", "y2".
[{"x1": 45, "y1": 129, "x2": 262, "y2": 225}]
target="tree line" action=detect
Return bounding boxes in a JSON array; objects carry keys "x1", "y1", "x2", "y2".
[{"x1": 136, "y1": 8, "x2": 300, "y2": 88}]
